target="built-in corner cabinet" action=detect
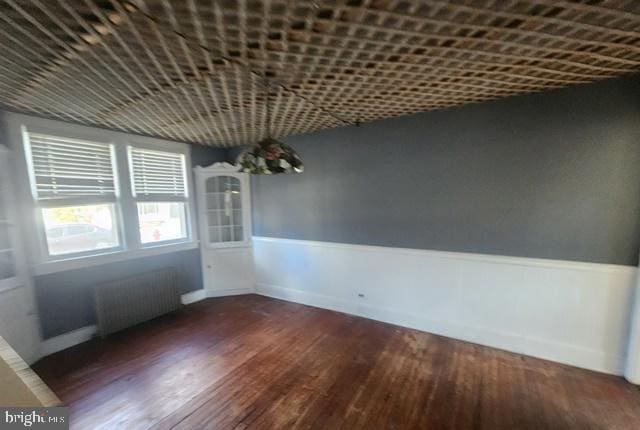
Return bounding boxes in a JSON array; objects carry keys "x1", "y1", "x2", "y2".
[
  {"x1": 194, "y1": 163, "x2": 255, "y2": 295},
  {"x1": 0, "y1": 146, "x2": 41, "y2": 364}
]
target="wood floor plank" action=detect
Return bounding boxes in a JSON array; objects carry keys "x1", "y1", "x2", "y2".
[{"x1": 33, "y1": 295, "x2": 640, "y2": 430}]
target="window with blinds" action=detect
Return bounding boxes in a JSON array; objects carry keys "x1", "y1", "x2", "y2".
[
  {"x1": 129, "y1": 148, "x2": 186, "y2": 198},
  {"x1": 26, "y1": 133, "x2": 116, "y2": 200},
  {"x1": 16, "y1": 116, "x2": 194, "y2": 263},
  {"x1": 24, "y1": 132, "x2": 120, "y2": 257},
  {"x1": 128, "y1": 147, "x2": 188, "y2": 245}
]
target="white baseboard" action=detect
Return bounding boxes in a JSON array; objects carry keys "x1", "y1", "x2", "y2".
[
  {"x1": 253, "y1": 236, "x2": 637, "y2": 376},
  {"x1": 182, "y1": 288, "x2": 255, "y2": 305},
  {"x1": 38, "y1": 288, "x2": 255, "y2": 358},
  {"x1": 206, "y1": 287, "x2": 255, "y2": 298},
  {"x1": 40, "y1": 325, "x2": 97, "y2": 357},
  {"x1": 256, "y1": 282, "x2": 625, "y2": 375},
  {"x1": 181, "y1": 289, "x2": 207, "y2": 305}
]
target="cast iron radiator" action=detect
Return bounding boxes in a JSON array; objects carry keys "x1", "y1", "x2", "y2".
[{"x1": 94, "y1": 267, "x2": 182, "y2": 336}]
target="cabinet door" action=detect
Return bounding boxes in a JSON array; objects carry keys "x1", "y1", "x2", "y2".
[
  {"x1": 204, "y1": 175, "x2": 248, "y2": 247},
  {"x1": 196, "y1": 168, "x2": 254, "y2": 294}
]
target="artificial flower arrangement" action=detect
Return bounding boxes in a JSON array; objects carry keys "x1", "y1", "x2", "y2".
[{"x1": 237, "y1": 138, "x2": 304, "y2": 174}]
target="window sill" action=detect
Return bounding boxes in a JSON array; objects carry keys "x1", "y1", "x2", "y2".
[{"x1": 31, "y1": 241, "x2": 200, "y2": 276}]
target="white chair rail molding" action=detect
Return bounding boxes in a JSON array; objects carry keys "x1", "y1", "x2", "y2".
[{"x1": 0, "y1": 2, "x2": 640, "y2": 428}]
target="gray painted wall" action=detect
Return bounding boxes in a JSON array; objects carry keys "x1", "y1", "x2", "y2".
[
  {"x1": 250, "y1": 75, "x2": 640, "y2": 266},
  {"x1": 35, "y1": 249, "x2": 202, "y2": 339},
  {"x1": 35, "y1": 145, "x2": 226, "y2": 339}
]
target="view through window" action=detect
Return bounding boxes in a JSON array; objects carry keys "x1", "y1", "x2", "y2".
[{"x1": 41, "y1": 204, "x2": 119, "y2": 255}]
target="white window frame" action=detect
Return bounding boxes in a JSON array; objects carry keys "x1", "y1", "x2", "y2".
[
  {"x1": 4, "y1": 113, "x2": 198, "y2": 276},
  {"x1": 127, "y1": 142, "x2": 193, "y2": 248},
  {"x1": 23, "y1": 128, "x2": 125, "y2": 261}
]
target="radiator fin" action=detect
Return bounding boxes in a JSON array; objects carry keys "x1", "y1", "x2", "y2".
[{"x1": 95, "y1": 267, "x2": 182, "y2": 336}]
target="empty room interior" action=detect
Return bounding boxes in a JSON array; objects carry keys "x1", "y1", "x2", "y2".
[{"x1": 1, "y1": 0, "x2": 640, "y2": 429}]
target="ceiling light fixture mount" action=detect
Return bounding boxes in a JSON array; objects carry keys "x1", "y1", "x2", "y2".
[{"x1": 237, "y1": 75, "x2": 304, "y2": 175}]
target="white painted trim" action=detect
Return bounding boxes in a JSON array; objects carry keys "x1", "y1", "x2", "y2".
[
  {"x1": 31, "y1": 241, "x2": 199, "y2": 276},
  {"x1": 253, "y1": 236, "x2": 635, "y2": 274},
  {"x1": 40, "y1": 325, "x2": 97, "y2": 357},
  {"x1": 193, "y1": 162, "x2": 237, "y2": 173},
  {"x1": 181, "y1": 289, "x2": 207, "y2": 305},
  {"x1": 256, "y1": 283, "x2": 624, "y2": 375},
  {"x1": 625, "y1": 276, "x2": 640, "y2": 384},
  {"x1": 253, "y1": 236, "x2": 637, "y2": 376},
  {"x1": 3, "y1": 112, "x2": 199, "y2": 275},
  {"x1": 206, "y1": 287, "x2": 254, "y2": 298}
]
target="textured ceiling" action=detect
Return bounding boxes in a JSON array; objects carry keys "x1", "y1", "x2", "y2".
[{"x1": 0, "y1": 0, "x2": 639, "y2": 147}]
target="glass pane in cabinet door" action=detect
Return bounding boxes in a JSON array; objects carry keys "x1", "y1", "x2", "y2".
[
  {"x1": 219, "y1": 209, "x2": 232, "y2": 227},
  {"x1": 205, "y1": 177, "x2": 219, "y2": 193},
  {"x1": 207, "y1": 211, "x2": 220, "y2": 228},
  {"x1": 206, "y1": 176, "x2": 243, "y2": 244},
  {"x1": 206, "y1": 194, "x2": 219, "y2": 210},
  {"x1": 219, "y1": 176, "x2": 240, "y2": 192},
  {"x1": 220, "y1": 226, "x2": 232, "y2": 242},
  {"x1": 229, "y1": 177, "x2": 241, "y2": 191},
  {"x1": 233, "y1": 227, "x2": 243, "y2": 242},
  {"x1": 209, "y1": 226, "x2": 221, "y2": 243},
  {"x1": 231, "y1": 192, "x2": 242, "y2": 210},
  {"x1": 232, "y1": 209, "x2": 243, "y2": 226}
]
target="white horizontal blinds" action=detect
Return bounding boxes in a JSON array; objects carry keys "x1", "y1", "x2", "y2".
[
  {"x1": 27, "y1": 133, "x2": 116, "y2": 200},
  {"x1": 130, "y1": 148, "x2": 186, "y2": 197}
]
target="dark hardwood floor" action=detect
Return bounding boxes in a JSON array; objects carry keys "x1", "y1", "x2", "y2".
[{"x1": 34, "y1": 295, "x2": 640, "y2": 430}]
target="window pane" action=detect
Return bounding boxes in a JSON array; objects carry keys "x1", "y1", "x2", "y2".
[
  {"x1": 138, "y1": 202, "x2": 186, "y2": 244},
  {"x1": 42, "y1": 204, "x2": 119, "y2": 256},
  {"x1": 129, "y1": 148, "x2": 186, "y2": 197},
  {"x1": 27, "y1": 133, "x2": 116, "y2": 199}
]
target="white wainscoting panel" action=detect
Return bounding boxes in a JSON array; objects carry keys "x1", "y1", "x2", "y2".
[
  {"x1": 253, "y1": 236, "x2": 638, "y2": 375},
  {"x1": 624, "y1": 276, "x2": 640, "y2": 384}
]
